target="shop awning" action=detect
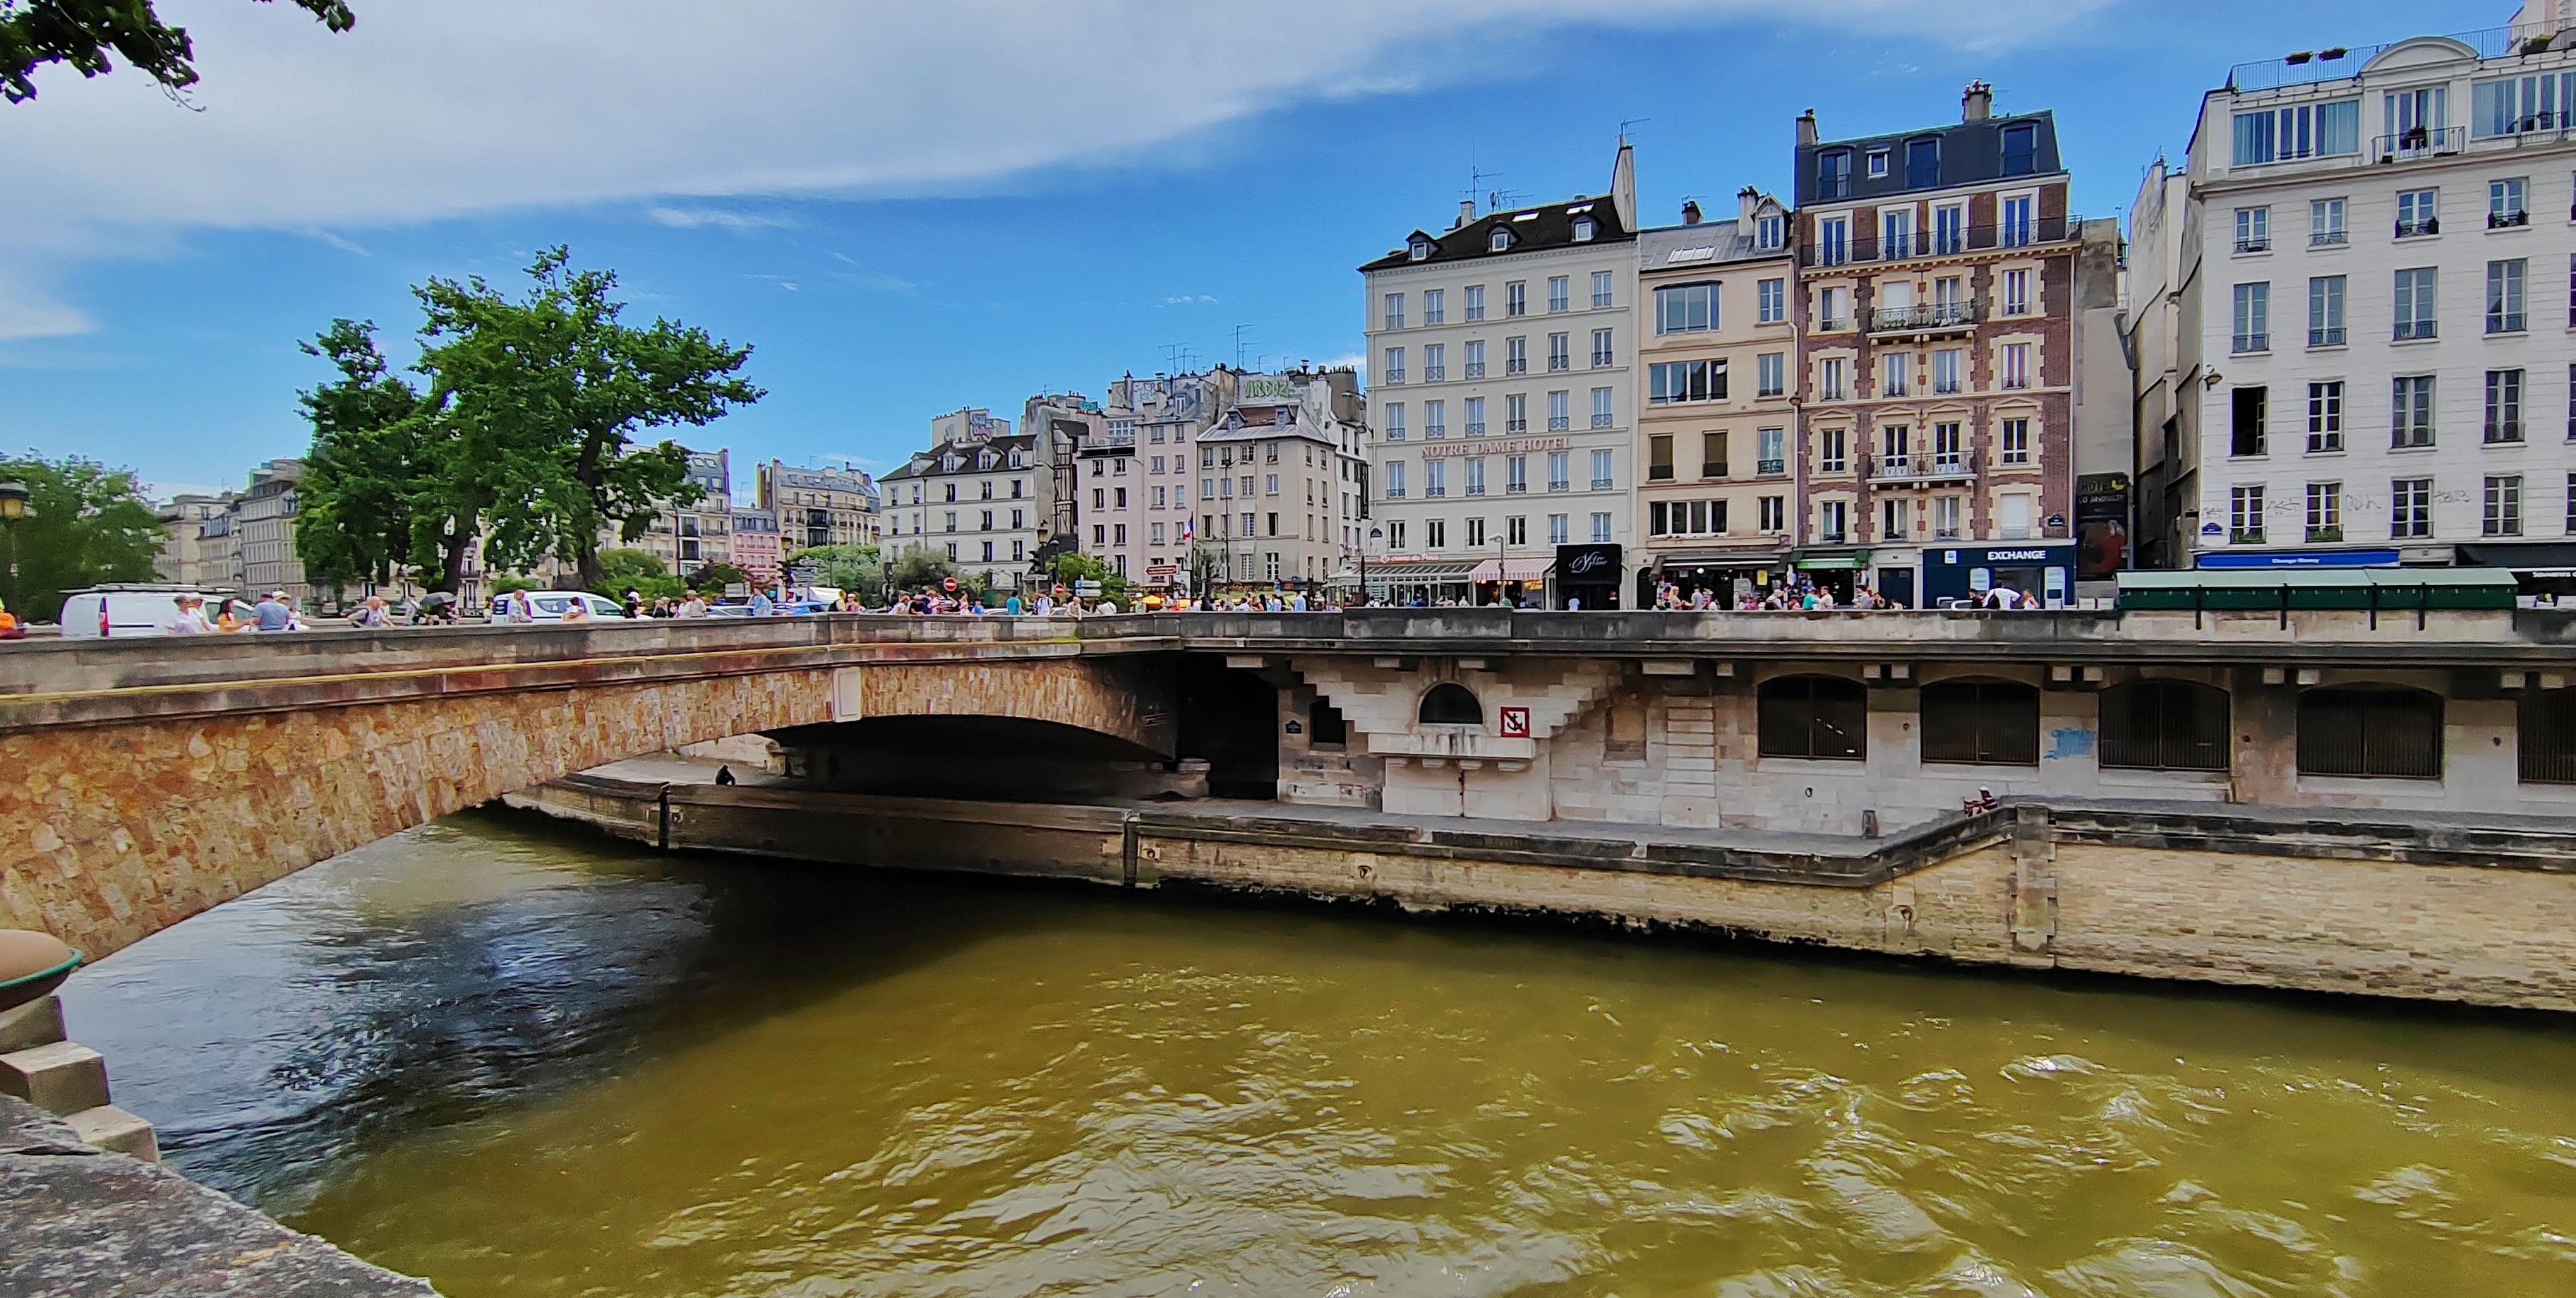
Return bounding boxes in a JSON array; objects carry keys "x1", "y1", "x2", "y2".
[
  {"x1": 1469, "y1": 557, "x2": 1555, "y2": 583},
  {"x1": 1368, "y1": 558, "x2": 1481, "y2": 584},
  {"x1": 1654, "y1": 551, "x2": 1787, "y2": 568},
  {"x1": 1795, "y1": 554, "x2": 1869, "y2": 570}
]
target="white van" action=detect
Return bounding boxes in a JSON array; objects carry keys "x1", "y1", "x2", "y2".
[
  {"x1": 518, "y1": 591, "x2": 628, "y2": 623},
  {"x1": 59, "y1": 585, "x2": 231, "y2": 638}
]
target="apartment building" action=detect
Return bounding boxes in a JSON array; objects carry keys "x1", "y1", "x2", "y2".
[
  {"x1": 1361, "y1": 143, "x2": 1641, "y2": 607},
  {"x1": 1024, "y1": 392, "x2": 1115, "y2": 577},
  {"x1": 728, "y1": 509, "x2": 783, "y2": 587},
  {"x1": 155, "y1": 492, "x2": 239, "y2": 589},
  {"x1": 881, "y1": 432, "x2": 1047, "y2": 591},
  {"x1": 235, "y1": 458, "x2": 310, "y2": 605},
  {"x1": 2184, "y1": 13, "x2": 2576, "y2": 577},
  {"x1": 1105, "y1": 371, "x2": 1226, "y2": 592},
  {"x1": 627, "y1": 448, "x2": 733, "y2": 577},
  {"x1": 757, "y1": 460, "x2": 880, "y2": 553},
  {"x1": 1633, "y1": 188, "x2": 1800, "y2": 604},
  {"x1": 1793, "y1": 85, "x2": 2097, "y2": 607},
  {"x1": 1191, "y1": 368, "x2": 1368, "y2": 589}
]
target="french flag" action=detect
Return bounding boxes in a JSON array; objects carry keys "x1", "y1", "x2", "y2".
[{"x1": 1178, "y1": 517, "x2": 1193, "y2": 543}]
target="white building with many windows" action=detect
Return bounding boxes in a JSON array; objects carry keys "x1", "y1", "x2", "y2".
[
  {"x1": 881, "y1": 431, "x2": 1047, "y2": 591},
  {"x1": 2184, "y1": 9, "x2": 2576, "y2": 575},
  {"x1": 1359, "y1": 143, "x2": 1641, "y2": 606}
]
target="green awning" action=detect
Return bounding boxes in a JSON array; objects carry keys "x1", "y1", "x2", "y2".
[{"x1": 1795, "y1": 555, "x2": 1866, "y2": 570}]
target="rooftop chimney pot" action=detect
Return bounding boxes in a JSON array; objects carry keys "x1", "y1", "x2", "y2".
[
  {"x1": 1795, "y1": 109, "x2": 1818, "y2": 147},
  {"x1": 1453, "y1": 199, "x2": 1475, "y2": 230},
  {"x1": 1680, "y1": 199, "x2": 1702, "y2": 225},
  {"x1": 1963, "y1": 80, "x2": 1994, "y2": 122}
]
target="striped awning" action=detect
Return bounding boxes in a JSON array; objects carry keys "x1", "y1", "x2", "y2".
[
  {"x1": 1469, "y1": 557, "x2": 1555, "y2": 583},
  {"x1": 1370, "y1": 558, "x2": 1481, "y2": 583}
]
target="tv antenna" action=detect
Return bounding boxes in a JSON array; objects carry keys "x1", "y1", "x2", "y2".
[
  {"x1": 1234, "y1": 323, "x2": 1255, "y2": 370},
  {"x1": 1618, "y1": 116, "x2": 1650, "y2": 143}
]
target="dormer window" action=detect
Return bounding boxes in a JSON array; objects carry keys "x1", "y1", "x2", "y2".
[
  {"x1": 1572, "y1": 216, "x2": 1596, "y2": 242},
  {"x1": 1489, "y1": 227, "x2": 1512, "y2": 253},
  {"x1": 1867, "y1": 148, "x2": 1891, "y2": 179},
  {"x1": 1409, "y1": 236, "x2": 1433, "y2": 261}
]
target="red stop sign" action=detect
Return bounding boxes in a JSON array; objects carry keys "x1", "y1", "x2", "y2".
[{"x1": 941, "y1": 577, "x2": 958, "y2": 593}]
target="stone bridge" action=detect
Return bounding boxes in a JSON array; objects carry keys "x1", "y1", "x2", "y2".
[{"x1": 8, "y1": 607, "x2": 2575, "y2": 961}]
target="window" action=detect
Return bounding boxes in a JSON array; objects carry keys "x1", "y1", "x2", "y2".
[
  {"x1": 1933, "y1": 203, "x2": 1966, "y2": 255},
  {"x1": 1820, "y1": 428, "x2": 1848, "y2": 474},
  {"x1": 2229, "y1": 484, "x2": 2265, "y2": 543},
  {"x1": 2308, "y1": 275, "x2": 2345, "y2": 347},
  {"x1": 1758, "y1": 278, "x2": 1786, "y2": 323},
  {"x1": 1385, "y1": 403, "x2": 1406, "y2": 440},
  {"x1": 2307, "y1": 381, "x2": 2344, "y2": 452},
  {"x1": 1424, "y1": 343, "x2": 1446, "y2": 381},
  {"x1": 2000, "y1": 417, "x2": 2030, "y2": 466},
  {"x1": 1548, "y1": 451, "x2": 1570, "y2": 491},
  {"x1": 1548, "y1": 332, "x2": 1570, "y2": 371},
  {"x1": 2392, "y1": 376, "x2": 2434, "y2": 447},
  {"x1": 1424, "y1": 518, "x2": 1445, "y2": 548},
  {"x1": 1507, "y1": 515, "x2": 1527, "y2": 544},
  {"x1": 1882, "y1": 498, "x2": 1909, "y2": 541},
  {"x1": 1572, "y1": 217, "x2": 1596, "y2": 243},
  {"x1": 2000, "y1": 124, "x2": 2038, "y2": 176},
  {"x1": 2306, "y1": 481, "x2": 2342, "y2": 541},
  {"x1": 2474, "y1": 71, "x2": 2576, "y2": 140},
  {"x1": 2486, "y1": 474, "x2": 2523, "y2": 536},
  {"x1": 2229, "y1": 100, "x2": 2361, "y2": 165},
  {"x1": 2299, "y1": 687, "x2": 2442, "y2": 778},
  {"x1": 1383, "y1": 293, "x2": 1405, "y2": 329},
  {"x1": 1759, "y1": 675, "x2": 1865, "y2": 759},
  {"x1": 1999, "y1": 194, "x2": 2035, "y2": 247},
  {"x1": 1547, "y1": 276, "x2": 1570, "y2": 313},
  {"x1": 1547, "y1": 513, "x2": 1568, "y2": 544},
  {"x1": 1506, "y1": 392, "x2": 1527, "y2": 432},
  {"x1": 1506, "y1": 335, "x2": 1527, "y2": 374},
  {"x1": 1867, "y1": 148, "x2": 1891, "y2": 179},
  {"x1": 1759, "y1": 352, "x2": 1786, "y2": 398},
  {"x1": 2002, "y1": 342, "x2": 2033, "y2": 390},
  {"x1": 1383, "y1": 347, "x2": 1406, "y2": 384},
  {"x1": 2491, "y1": 177, "x2": 2530, "y2": 228},
  {"x1": 2488, "y1": 259, "x2": 2527, "y2": 333},
  {"x1": 1590, "y1": 512, "x2": 1612, "y2": 543},
  {"x1": 1591, "y1": 328, "x2": 1615, "y2": 366},
  {"x1": 1548, "y1": 389, "x2": 1570, "y2": 431},
  {"x1": 1882, "y1": 352, "x2": 1910, "y2": 397},
  {"x1": 1464, "y1": 458, "x2": 1486, "y2": 497},
  {"x1": 1932, "y1": 349, "x2": 1962, "y2": 395},
  {"x1": 1758, "y1": 428, "x2": 1785, "y2": 476},
  {"x1": 1506, "y1": 280, "x2": 1527, "y2": 317},
  {"x1": 1464, "y1": 284, "x2": 1486, "y2": 321},
  {"x1": 1464, "y1": 339, "x2": 1486, "y2": 380},
  {"x1": 1906, "y1": 136, "x2": 1939, "y2": 188},
  {"x1": 1882, "y1": 207, "x2": 1915, "y2": 260},
  {"x1": 2520, "y1": 690, "x2": 2576, "y2": 784},
  {"x1": 2002, "y1": 268, "x2": 2030, "y2": 317},
  {"x1": 1922, "y1": 680, "x2": 2040, "y2": 765},
  {"x1": 1591, "y1": 387, "x2": 1613, "y2": 428},
  {"x1": 1387, "y1": 521, "x2": 1405, "y2": 548},
  {"x1": 1591, "y1": 448, "x2": 1614, "y2": 490},
  {"x1": 1507, "y1": 455, "x2": 1527, "y2": 493},
  {"x1": 1408, "y1": 237, "x2": 1431, "y2": 262},
  {"x1": 1465, "y1": 517, "x2": 1485, "y2": 546},
  {"x1": 2570, "y1": 362, "x2": 2576, "y2": 438},
  {"x1": 1936, "y1": 495, "x2": 1963, "y2": 541},
  {"x1": 2310, "y1": 198, "x2": 2347, "y2": 246},
  {"x1": 1656, "y1": 282, "x2": 1719, "y2": 333},
  {"x1": 1817, "y1": 150, "x2": 1851, "y2": 200},
  {"x1": 1932, "y1": 421, "x2": 1964, "y2": 472},
  {"x1": 2390, "y1": 477, "x2": 2432, "y2": 539},
  {"x1": 1816, "y1": 216, "x2": 1849, "y2": 267},
  {"x1": 1424, "y1": 289, "x2": 1445, "y2": 324},
  {"x1": 1648, "y1": 435, "x2": 1673, "y2": 481},
  {"x1": 1591, "y1": 271, "x2": 1613, "y2": 308},
  {"x1": 2232, "y1": 282, "x2": 2270, "y2": 352},
  {"x1": 2395, "y1": 189, "x2": 2438, "y2": 238},
  {"x1": 2393, "y1": 268, "x2": 2437, "y2": 340},
  {"x1": 1383, "y1": 460, "x2": 1406, "y2": 498},
  {"x1": 1702, "y1": 431, "x2": 1727, "y2": 479},
  {"x1": 1759, "y1": 495, "x2": 1786, "y2": 531},
  {"x1": 1649, "y1": 359, "x2": 1728, "y2": 404},
  {"x1": 1757, "y1": 213, "x2": 1783, "y2": 249},
  {"x1": 2100, "y1": 680, "x2": 2229, "y2": 771},
  {"x1": 2487, "y1": 369, "x2": 2525, "y2": 443},
  {"x1": 2234, "y1": 206, "x2": 2270, "y2": 253},
  {"x1": 1419, "y1": 683, "x2": 1482, "y2": 726}
]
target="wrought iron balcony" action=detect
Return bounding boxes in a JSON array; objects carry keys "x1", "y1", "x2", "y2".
[
  {"x1": 1865, "y1": 450, "x2": 1980, "y2": 485},
  {"x1": 1866, "y1": 300, "x2": 1984, "y2": 335},
  {"x1": 2371, "y1": 126, "x2": 2466, "y2": 163}
]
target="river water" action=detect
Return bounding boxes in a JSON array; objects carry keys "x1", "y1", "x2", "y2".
[{"x1": 57, "y1": 811, "x2": 2576, "y2": 1297}]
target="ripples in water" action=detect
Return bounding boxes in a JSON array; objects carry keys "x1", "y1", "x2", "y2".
[{"x1": 61, "y1": 811, "x2": 2576, "y2": 1296}]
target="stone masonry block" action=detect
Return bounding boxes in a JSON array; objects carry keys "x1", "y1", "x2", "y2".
[
  {"x1": 64, "y1": 1104, "x2": 158, "y2": 1162},
  {"x1": 0, "y1": 996, "x2": 64, "y2": 1053},
  {"x1": 0, "y1": 1041, "x2": 110, "y2": 1117}
]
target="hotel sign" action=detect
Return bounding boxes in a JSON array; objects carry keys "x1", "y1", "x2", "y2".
[{"x1": 1421, "y1": 436, "x2": 1570, "y2": 459}]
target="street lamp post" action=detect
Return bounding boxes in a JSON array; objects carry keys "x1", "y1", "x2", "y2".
[
  {"x1": 0, "y1": 481, "x2": 28, "y2": 615},
  {"x1": 1362, "y1": 524, "x2": 1382, "y2": 606}
]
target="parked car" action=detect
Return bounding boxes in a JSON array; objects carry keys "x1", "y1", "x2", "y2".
[
  {"x1": 58, "y1": 584, "x2": 233, "y2": 638},
  {"x1": 520, "y1": 591, "x2": 628, "y2": 622}
]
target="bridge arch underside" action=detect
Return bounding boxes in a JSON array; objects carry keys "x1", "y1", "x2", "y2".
[
  {"x1": 2, "y1": 669, "x2": 838, "y2": 962},
  {"x1": 764, "y1": 716, "x2": 1175, "y2": 802}
]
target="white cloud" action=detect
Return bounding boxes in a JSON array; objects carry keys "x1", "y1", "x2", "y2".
[
  {"x1": 0, "y1": 0, "x2": 2106, "y2": 336},
  {"x1": 1160, "y1": 294, "x2": 1221, "y2": 306}
]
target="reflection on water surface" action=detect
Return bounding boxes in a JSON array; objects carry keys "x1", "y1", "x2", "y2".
[{"x1": 64, "y1": 811, "x2": 2576, "y2": 1296}]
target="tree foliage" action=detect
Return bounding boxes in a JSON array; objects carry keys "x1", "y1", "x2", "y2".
[
  {"x1": 589, "y1": 547, "x2": 680, "y2": 601},
  {"x1": 1044, "y1": 551, "x2": 1128, "y2": 603},
  {"x1": 685, "y1": 561, "x2": 747, "y2": 592},
  {"x1": 785, "y1": 543, "x2": 881, "y2": 601},
  {"x1": 1, "y1": 0, "x2": 354, "y2": 104},
  {"x1": 0, "y1": 452, "x2": 160, "y2": 620},
  {"x1": 294, "y1": 320, "x2": 428, "y2": 592},
  {"x1": 886, "y1": 548, "x2": 958, "y2": 592}
]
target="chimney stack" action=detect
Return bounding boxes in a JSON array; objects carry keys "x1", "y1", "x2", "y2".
[
  {"x1": 1795, "y1": 109, "x2": 1818, "y2": 147},
  {"x1": 1680, "y1": 199, "x2": 1702, "y2": 225},
  {"x1": 1963, "y1": 80, "x2": 1993, "y2": 122},
  {"x1": 1452, "y1": 198, "x2": 1475, "y2": 230},
  {"x1": 1738, "y1": 186, "x2": 1761, "y2": 226}
]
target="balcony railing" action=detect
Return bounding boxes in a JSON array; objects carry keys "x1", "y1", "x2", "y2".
[
  {"x1": 2311, "y1": 229, "x2": 2347, "y2": 246},
  {"x1": 2233, "y1": 236, "x2": 2271, "y2": 253},
  {"x1": 1757, "y1": 457, "x2": 1786, "y2": 476},
  {"x1": 1649, "y1": 464, "x2": 1675, "y2": 481},
  {"x1": 2310, "y1": 326, "x2": 2346, "y2": 347},
  {"x1": 1423, "y1": 365, "x2": 1445, "y2": 381},
  {"x1": 2394, "y1": 320, "x2": 2436, "y2": 341},
  {"x1": 2372, "y1": 126, "x2": 2467, "y2": 163},
  {"x1": 1507, "y1": 419, "x2": 1527, "y2": 433},
  {"x1": 1702, "y1": 462, "x2": 1728, "y2": 479},
  {"x1": 2395, "y1": 216, "x2": 2439, "y2": 238},
  {"x1": 1591, "y1": 413, "x2": 1613, "y2": 428},
  {"x1": 1506, "y1": 481, "x2": 1527, "y2": 494},
  {"x1": 1465, "y1": 422, "x2": 1486, "y2": 436},
  {"x1": 1865, "y1": 450, "x2": 1980, "y2": 483},
  {"x1": 1866, "y1": 300, "x2": 1984, "y2": 334},
  {"x1": 1799, "y1": 215, "x2": 2076, "y2": 267},
  {"x1": 2489, "y1": 312, "x2": 2527, "y2": 335},
  {"x1": 2491, "y1": 208, "x2": 2532, "y2": 229},
  {"x1": 2232, "y1": 332, "x2": 2270, "y2": 354},
  {"x1": 1548, "y1": 416, "x2": 1570, "y2": 431},
  {"x1": 1464, "y1": 361, "x2": 1486, "y2": 379}
]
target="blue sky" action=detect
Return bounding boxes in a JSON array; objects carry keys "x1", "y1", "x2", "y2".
[{"x1": 0, "y1": 0, "x2": 2508, "y2": 500}]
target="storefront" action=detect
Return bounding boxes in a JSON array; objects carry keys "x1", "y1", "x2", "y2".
[
  {"x1": 1641, "y1": 549, "x2": 1791, "y2": 608},
  {"x1": 1362, "y1": 557, "x2": 1479, "y2": 606},
  {"x1": 2455, "y1": 542, "x2": 2576, "y2": 599},
  {"x1": 1921, "y1": 542, "x2": 2078, "y2": 608},
  {"x1": 1554, "y1": 543, "x2": 1623, "y2": 610},
  {"x1": 1790, "y1": 550, "x2": 1870, "y2": 603},
  {"x1": 1469, "y1": 556, "x2": 1554, "y2": 608},
  {"x1": 2194, "y1": 548, "x2": 2401, "y2": 570}
]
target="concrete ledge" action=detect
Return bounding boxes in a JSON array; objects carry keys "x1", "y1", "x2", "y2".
[{"x1": 0, "y1": 1094, "x2": 436, "y2": 1297}]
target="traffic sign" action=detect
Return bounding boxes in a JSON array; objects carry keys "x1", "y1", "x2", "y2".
[
  {"x1": 1075, "y1": 580, "x2": 1103, "y2": 596},
  {"x1": 941, "y1": 577, "x2": 958, "y2": 593}
]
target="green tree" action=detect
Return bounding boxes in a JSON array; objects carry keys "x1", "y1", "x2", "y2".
[
  {"x1": 411, "y1": 247, "x2": 761, "y2": 589},
  {"x1": 590, "y1": 547, "x2": 681, "y2": 602},
  {"x1": 1, "y1": 0, "x2": 354, "y2": 104},
  {"x1": 684, "y1": 561, "x2": 747, "y2": 593},
  {"x1": 785, "y1": 543, "x2": 882, "y2": 602},
  {"x1": 294, "y1": 320, "x2": 426, "y2": 592},
  {"x1": 886, "y1": 548, "x2": 957, "y2": 593},
  {"x1": 1045, "y1": 551, "x2": 1127, "y2": 603},
  {"x1": 0, "y1": 452, "x2": 160, "y2": 620}
]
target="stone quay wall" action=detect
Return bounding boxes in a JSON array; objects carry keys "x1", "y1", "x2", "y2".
[{"x1": 518, "y1": 774, "x2": 2576, "y2": 1013}]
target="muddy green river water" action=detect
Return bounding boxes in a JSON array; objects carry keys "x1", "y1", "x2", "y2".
[{"x1": 59, "y1": 812, "x2": 2576, "y2": 1296}]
